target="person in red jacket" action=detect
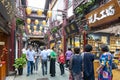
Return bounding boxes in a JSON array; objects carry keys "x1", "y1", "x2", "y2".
[{"x1": 58, "y1": 49, "x2": 65, "y2": 75}]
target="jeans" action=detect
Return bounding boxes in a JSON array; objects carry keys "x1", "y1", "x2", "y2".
[
  {"x1": 27, "y1": 61, "x2": 34, "y2": 75},
  {"x1": 66, "y1": 60, "x2": 70, "y2": 68},
  {"x1": 41, "y1": 59, "x2": 47, "y2": 75},
  {"x1": 34, "y1": 57, "x2": 39, "y2": 71},
  {"x1": 59, "y1": 63, "x2": 64, "y2": 75}
]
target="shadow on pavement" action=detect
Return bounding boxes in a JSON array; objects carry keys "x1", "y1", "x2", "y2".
[{"x1": 37, "y1": 78, "x2": 48, "y2": 80}]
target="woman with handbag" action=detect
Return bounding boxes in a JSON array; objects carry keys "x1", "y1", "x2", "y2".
[
  {"x1": 69, "y1": 47, "x2": 82, "y2": 80},
  {"x1": 96, "y1": 45, "x2": 112, "y2": 80}
]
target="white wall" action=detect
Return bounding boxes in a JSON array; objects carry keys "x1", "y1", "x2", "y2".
[
  {"x1": 67, "y1": 0, "x2": 74, "y2": 18},
  {"x1": 52, "y1": 0, "x2": 64, "y2": 22},
  {"x1": 67, "y1": 6, "x2": 74, "y2": 18}
]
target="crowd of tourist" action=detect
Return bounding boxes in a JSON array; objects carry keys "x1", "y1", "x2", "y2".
[{"x1": 22, "y1": 44, "x2": 113, "y2": 80}]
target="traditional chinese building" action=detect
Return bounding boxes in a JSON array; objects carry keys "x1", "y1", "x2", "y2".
[
  {"x1": 0, "y1": 0, "x2": 16, "y2": 77},
  {"x1": 85, "y1": 0, "x2": 120, "y2": 54}
]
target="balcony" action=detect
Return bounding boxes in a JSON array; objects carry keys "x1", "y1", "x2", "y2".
[{"x1": 15, "y1": 0, "x2": 26, "y2": 19}]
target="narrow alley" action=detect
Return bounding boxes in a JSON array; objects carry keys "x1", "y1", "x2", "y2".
[
  {"x1": 1, "y1": 0, "x2": 120, "y2": 80},
  {"x1": 6, "y1": 62, "x2": 69, "y2": 80}
]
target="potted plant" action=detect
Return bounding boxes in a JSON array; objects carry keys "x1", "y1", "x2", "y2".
[{"x1": 13, "y1": 57, "x2": 27, "y2": 75}]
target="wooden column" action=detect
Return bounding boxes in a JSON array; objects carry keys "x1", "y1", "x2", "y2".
[
  {"x1": 9, "y1": 18, "x2": 16, "y2": 71},
  {"x1": 0, "y1": 61, "x2": 6, "y2": 80},
  {"x1": 83, "y1": 31, "x2": 87, "y2": 51}
]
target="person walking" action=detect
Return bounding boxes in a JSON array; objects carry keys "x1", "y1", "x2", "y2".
[
  {"x1": 40, "y1": 46, "x2": 48, "y2": 76},
  {"x1": 26, "y1": 45, "x2": 35, "y2": 76},
  {"x1": 81, "y1": 44, "x2": 95, "y2": 80},
  {"x1": 47, "y1": 48, "x2": 52, "y2": 61},
  {"x1": 65, "y1": 48, "x2": 73, "y2": 68},
  {"x1": 69, "y1": 47, "x2": 82, "y2": 80},
  {"x1": 50, "y1": 47, "x2": 57, "y2": 77},
  {"x1": 58, "y1": 49, "x2": 65, "y2": 75},
  {"x1": 96, "y1": 45, "x2": 112, "y2": 80},
  {"x1": 22, "y1": 47, "x2": 27, "y2": 54},
  {"x1": 34, "y1": 48, "x2": 40, "y2": 73}
]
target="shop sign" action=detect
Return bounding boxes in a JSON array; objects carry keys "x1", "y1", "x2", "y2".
[
  {"x1": 88, "y1": 5, "x2": 115, "y2": 24},
  {"x1": 1, "y1": 0, "x2": 13, "y2": 14},
  {"x1": 0, "y1": 0, "x2": 14, "y2": 21},
  {"x1": 86, "y1": 0, "x2": 120, "y2": 27},
  {"x1": 0, "y1": 42, "x2": 5, "y2": 45},
  {"x1": 64, "y1": 22, "x2": 79, "y2": 36}
]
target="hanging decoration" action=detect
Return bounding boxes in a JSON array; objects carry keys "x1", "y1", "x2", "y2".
[
  {"x1": 39, "y1": 30, "x2": 42, "y2": 34},
  {"x1": 39, "y1": 26, "x2": 43, "y2": 31},
  {"x1": 27, "y1": 25, "x2": 30, "y2": 29},
  {"x1": 25, "y1": 7, "x2": 54, "y2": 35},
  {"x1": 47, "y1": 10, "x2": 52, "y2": 18},
  {"x1": 42, "y1": 20, "x2": 46, "y2": 26},
  {"x1": 29, "y1": 30, "x2": 31, "y2": 33},
  {"x1": 37, "y1": 9, "x2": 43, "y2": 16},
  {"x1": 33, "y1": 26, "x2": 37, "y2": 30},
  {"x1": 26, "y1": 7, "x2": 32, "y2": 15},
  {"x1": 25, "y1": 7, "x2": 53, "y2": 18},
  {"x1": 34, "y1": 19, "x2": 39, "y2": 25},
  {"x1": 26, "y1": 18, "x2": 31, "y2": 24}
]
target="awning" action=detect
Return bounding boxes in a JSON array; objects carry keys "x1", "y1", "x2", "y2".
[{"x1": 94, "y1": 24, "x2": 120, "y2": 34}]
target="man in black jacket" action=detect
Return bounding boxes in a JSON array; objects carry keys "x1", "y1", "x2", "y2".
[{"x1": 81, "y1": 44, "x2": 95, "y2": 80}]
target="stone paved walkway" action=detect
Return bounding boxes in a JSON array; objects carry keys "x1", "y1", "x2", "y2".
[
  {"x1": 6, "y1": 62, "x2": 69, "y2": 80},
  {"x1": 6, "y1": 62, "x2": 98, "y2": 80}
]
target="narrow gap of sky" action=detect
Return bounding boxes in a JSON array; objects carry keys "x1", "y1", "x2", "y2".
[{"x1": 27, "y1": 0, "x2": 46, "y2": 10}]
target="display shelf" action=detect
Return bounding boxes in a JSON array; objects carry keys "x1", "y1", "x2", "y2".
[{"x1": 110, "y1": 36, "x2": 120, "y2": 52}]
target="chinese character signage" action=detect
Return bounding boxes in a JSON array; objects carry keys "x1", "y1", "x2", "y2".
[
  {"x1": 64, "y1": 21, "x2": 79, "y2": 36},
  {"x1": 0, "y1": 0, "x2": 15, "y2": 21},
  {"x1": 86, "y1": 0, "x2": 120, "y2": 27}
]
